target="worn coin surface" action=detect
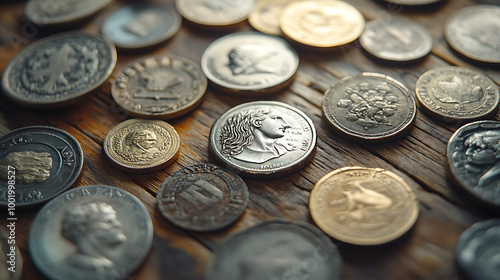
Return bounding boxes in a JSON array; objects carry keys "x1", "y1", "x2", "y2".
[
  {"x1": 112, "y1": 56, "x2": 207, "y2": 119},
  {"x1": 360, "y1": 17, "x2": 433, "y2": 62},
  {"x1": 210, "y1": 101, "x2": 317, "y2": 178},
  {"x1": 310, "y1": 166, "x2": 419, "y2": 245},
  {"x1": 416, "y1": 67, "x2": 499, "y2": 121},
  {"x1": 456, "y1": 219, "x2": 500, "y2": 280},
  {"x1": 447, "y1": 120, "x2": 500, "y2": 209},
  {"x1": 157, "y1": 164, "x2": 248, "y2": 231},
  {"x1": 104, "y1": 119, "x2": 180, "y2": 173},
  {"x1": 1, "y1": 32, "x2": 116, "y2": 109},
  {"x1": 101, "y1": 4, "x2": 181, "y2": 50},
  {"x1": 323, "y1": 72, "x2": 416, "y2": 143},
  {"x1": 175, "y1": 0, "x2": 255, "y2": 27},
  {"x1": 280, "y1": 0, "x2": 365, "y2": 48},
  {"x1": 0, "y1": 126, "x2": 84, "y2": 207},
  {"x1": 248, "y1": 0, "x2": 289, "y2": 36},
  {"x1": 29, "y1": 185, "x2": 153, "y2": 280},
  {"x1": 204, "y1": 220, "x2": 342, "y2": 280},
  {"x1": 201, "y1": 32, "x2": 299, "y2": 94},
  {"x1": 0, "y1": 228, "x2": 22, "y2": 280},
  {"x1": 25, "y1": 0, "x2": 111, "y2": 26},
  {"x1": 445, "y1": 5, "x2": 500, "y2": 64}
]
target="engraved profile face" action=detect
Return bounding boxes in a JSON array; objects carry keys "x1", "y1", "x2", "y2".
[
  {"x1": 125, "y1": 130, "x2": 159, "y2": 155},
  {"x1": 464, "y1": 130, "x2": 500, "y2": 189},
  {"x1": 0, "y1": 151, "x2": 52, "y2": 184},
  {"x1": 227, "y1": 45, "x2": 278, "y2": 76},
  {"x1": 123, "y1": 9, "x2": 162, "y2": 38}
]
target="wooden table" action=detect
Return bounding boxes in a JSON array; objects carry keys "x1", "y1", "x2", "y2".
[{"x1": 1, "y1": 0, "x2": 499, "y2": 279}]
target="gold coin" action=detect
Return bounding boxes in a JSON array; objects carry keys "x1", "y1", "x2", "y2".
[
  {"x1": 280, "y1": 0, "x2": 365, "y2": 48},
  {"x1": 175, "y1": 0, "x2": 256, "y2": 27},
  {"x1": 104, "y1": 119, "x2": 180, "y2": 173},
  {"x1": 248, "y1": 0, "x2": 290, "y2": 36},
  {"x1": 309, "y1": 166, "x2": 419, "y2": 245}
]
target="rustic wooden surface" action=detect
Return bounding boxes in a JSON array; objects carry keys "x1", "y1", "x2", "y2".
[{"x1": 1, "y1": 0, "x2": 499, "y2": 279}]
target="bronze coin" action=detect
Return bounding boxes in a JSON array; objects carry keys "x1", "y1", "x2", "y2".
[{"x1": 175, "y1": 0, "x2": 255, "y2": 27}]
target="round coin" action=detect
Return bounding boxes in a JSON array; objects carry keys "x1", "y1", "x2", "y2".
[
  {"x1": 201, "y1": 32, "x2": 299, "y2": 94},
  {"x1": 456, "y1": 219, "x2": 500, "y2": 280},
  {"x1": 0, "y1": 126, "x2": 84, "y2": 207},
  {"x1": 416, "y1": 67, "x2": 499, "y2": 121},
  {"x1": 157, "y1": 164, "x2": 248, "y2": 231},
  {"x1": 280, "y1": 0, "x2": 365, "y2": 49},
  {"x1": 103, "y1": 119, "x2": 180, "y2": 173},
  {"x1": 360, "y1": 17, "x2": 433, "y2": 62},
  {"x1": 322, "y1": 72, "x2": 416, "y2": 143},
  {"x1": 204, "y1": 220, "x2": 342, "y2": 280},
  {"x1": 248, "y1": 0, "x2": 289, "y2": 36},
  {"x1": 445, "y1": 5, "x2": 500, "y2": 64},
  {"x1": 112, "y1": 56, "x2": 207, "y2": 119},
  {"x1": 101, "y1": 4, "x2": 181, "y2": 50},
  {"x1": 175, "y1": 0, "x2": 255, "y2": 27},
  {"x1": 0, "y1": 228, "x2": 22, "y2": 280},
  {"x1": 209, "y1": 101, "x2": 317, "y2": 178},
  {"x1": 1, "y1": 32, "x2": 116, "y2": 109},
  {"x1": 309, "y1": 166, "x2": 419, "y2": 245},
  {"x1": 29, "y1": 185, "x2": 153, "y2": 280},
  {"x1": 447, "y1": 120, "x2": 500, "y2": 209}
]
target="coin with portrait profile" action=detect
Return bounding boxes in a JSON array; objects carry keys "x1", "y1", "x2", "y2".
[
  {"x1": 29, "y1": 185, "x2": 153, "y2": 280},
  {"x1": 103, "y1": 119, "x2": 180, "y2": 173},
  {"x1": 201, "y1": 32, "x2": 299, "y2": 95},
  {"x1": 175, "y1": 0, "x2": 255, "y2": 27},
  {"x1": 248, "y1": 0, "x2": 289, "y2": 36},
  {"x1": 0, "y1": 228, "x2": 22, "y2": 280},
  {"x1": 209, "y1": 101, "x2": 317, "y2": 179},
  {"x1": 309, "y1": 166, "x2": 419, "y2": 245}
]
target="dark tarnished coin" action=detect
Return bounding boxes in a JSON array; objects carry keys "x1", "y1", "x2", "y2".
[
  {"x1": 104, "y1": 119, "x2": 180, "y2": 173},
  {"x1": 1, "y1": 32, "x2": 116, "y2": 109},
  {"x1": 101, "y1": 4, "x2": 181, "y2": 50},
  {"x1": 201, "y1": 32, "x2": 299, "y2": 94},
  {"x1": 416, "y1": 67, "x2": 499, "y2": 121},
  {"x1": 29, "y1": 185, "x2": 153, "y2": 280},
  {"x1": 447, "y1": 121, "x2": 500, "y2": 209},
  {"x1": 204, "y1": 220, "x2": 342, "y2": 280},
  {"x1": 112, "y1": 56, "x2": 207, "y2": 119},
  {"x1": 1, "y1": 228, "x2": 22, "y2": 280},
  {"x1": 456, "y1": 219, "x2": 500, "y2": 280},
  {"x1": 360, "y1": 17, "x2": 433, "y2": 62},
  {"x1": 175, "y1": 0, "x2": 255, "y2": 27},
  {"x1": 25, "y1": 0, "x2": 111, "y2": 26},
  {"x1": 157, "y1": 164, "x2": 248, "y2": 231},
  {"x1": 322, "y1": 73, "x2": 416, "y2": 143},
  {"x1": 445, "y1": 5, "x2": 500, "y2": 64},
  {"x1": 248, "y1": 0, "x2": 289, "y2": 36},
  {"x1": 0, "y1": 126, "x2": 84, "y2": 207},
  {"x1": 209, "y1": 101, "x2": 317, "y2": 178}
]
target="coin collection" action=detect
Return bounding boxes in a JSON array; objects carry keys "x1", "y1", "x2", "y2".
[{"x1": 1, "y1": 0, "x2": 500, "y2": 279}]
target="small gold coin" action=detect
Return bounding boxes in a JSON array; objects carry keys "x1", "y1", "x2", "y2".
[
  {"x1": 309, "y1": 166, "x2": 419, "y2": 245},
  {"x1": 175, "y1": 0, "x2": 255, "y2": 27},
  {"x1": 248, "y1": 0, "x2": 290, "y2": 36},
  {"x1": 104, "y1": 119, "x2": 180, "y2": 173}
]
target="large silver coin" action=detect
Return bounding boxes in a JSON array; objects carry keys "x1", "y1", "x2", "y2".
[
  {"x1": 29, "y1": 185, "x2": 153, "y2": 280},
  {"x1": 209, "y1": 101, "x2": 317, "y2": 178},
  {"x1": 1, "y1": 32, "x2": 116, "y2": 109},
  {"x1": 0, "y1": 228, "x2": 22, "y2": 280},
  {"x1": 204, "y1": 220, "x2": 342, "y2": 280}
]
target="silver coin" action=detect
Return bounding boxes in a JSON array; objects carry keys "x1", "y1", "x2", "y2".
[
  {"x1": 0, "y1": 126, "x2": 84, "y2": 207},
  {"x1": 0, "y1": 228, "x2": 22, "y2": 280},
  {"x1": 1, "y1": 32, "x2": 116, "y2": 109},
  {"x1": 29, "y1": 185, "x2": 153, "y2": 280},
  {"x1": 209, "y1": 101, "x2": 317, "y2": 178},
  {"x1": 201, "y1": 31, "x2": 299, "y2": 95},
  {"x1": 101, "y1": 4, "x2": 181, "y2": 50},
  {"x1": 176, "y1": 0, "x2": 255, "y2": 27},
  {"x1": 456, "y1": 219, "x2": 500, "y2": 280},
  {"x1": 204, "y1": 220, "x2": 342, "y2": 280},
  {"x1": 157, "y1": 164, "x2": 248, "y2": 231},
  {"x1": 25, "y1": 0, "x2": 111, "y2": 26},
  {"x1": 360, "y1": 17, "x2": 433, "y2": 62}
]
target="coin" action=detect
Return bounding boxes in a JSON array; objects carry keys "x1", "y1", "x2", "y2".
[
  {"x1": 360, "y1": 17, "x2": 433, "y2": 62},
  {"x1": 1, "y1": 32, "x2": 116, "y2": 109},
  {"x1": 456, "y1": 219, "x2": 500, "y2": 280},
  {"x1": 157, "y1": 164, "x2": 248, "y2": 231},
  {"x1": 112, "y1": 56, "x2": 207, "y2": 119},
  {"x1": 201, "y1": 32, "x2": 299, "y2": 95},
  {"x1": 447, "y1": 120, "x2": 500, "y2": 209},
  {"x1": 29, "y1": 185, "x2": 153, "y2": 280},
  {"x1": 204, "y1": 220, "x2": 342, "y2": 280},
  {"x1": 0, "y1": 126, "x2": 84, "y2": 207},
  {"x1": 0, "y1": 228, "x2": 22, "y2": 280},
  {"x1": 322, "y1": 72, "x2": 416, "y2": 143},
  {"x1": 25, "y1": 0, "x2": 111, "y2": 27},
  {"x1": 310, "y1": 166, "x2": 419, "y2": 245},
  {"x1": 103, "y1": 119, "x2": 180, "y2": 173},
  {"x1": 175, "y1": 0, "x2": 255, "y2": 27},
  {"x1": 248, "y1": 0, "x2": 289, "y2": 36},
  {"x1": 280, "y1": 0, "x2": 365, "y2": 49},
  {"x1": 101, "y1": 4, "x2": 181, "y2": 50},
  {"x1": 209, "y1": 101, "x2": 317, "y2": 178},
  {"x1": 445, "y1": 5, "x2": 500, "y2": 64},
  {"x1": 416, "y1": 67, "x2": 499, "y2": 121}
]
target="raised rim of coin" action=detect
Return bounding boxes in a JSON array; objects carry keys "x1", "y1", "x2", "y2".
[
  {"x1": 25, "y1": 0, "x2": 112, "y2": 26},
  {"x1": 175, "y1": 0, "x2": 256, "y2": 27}
]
